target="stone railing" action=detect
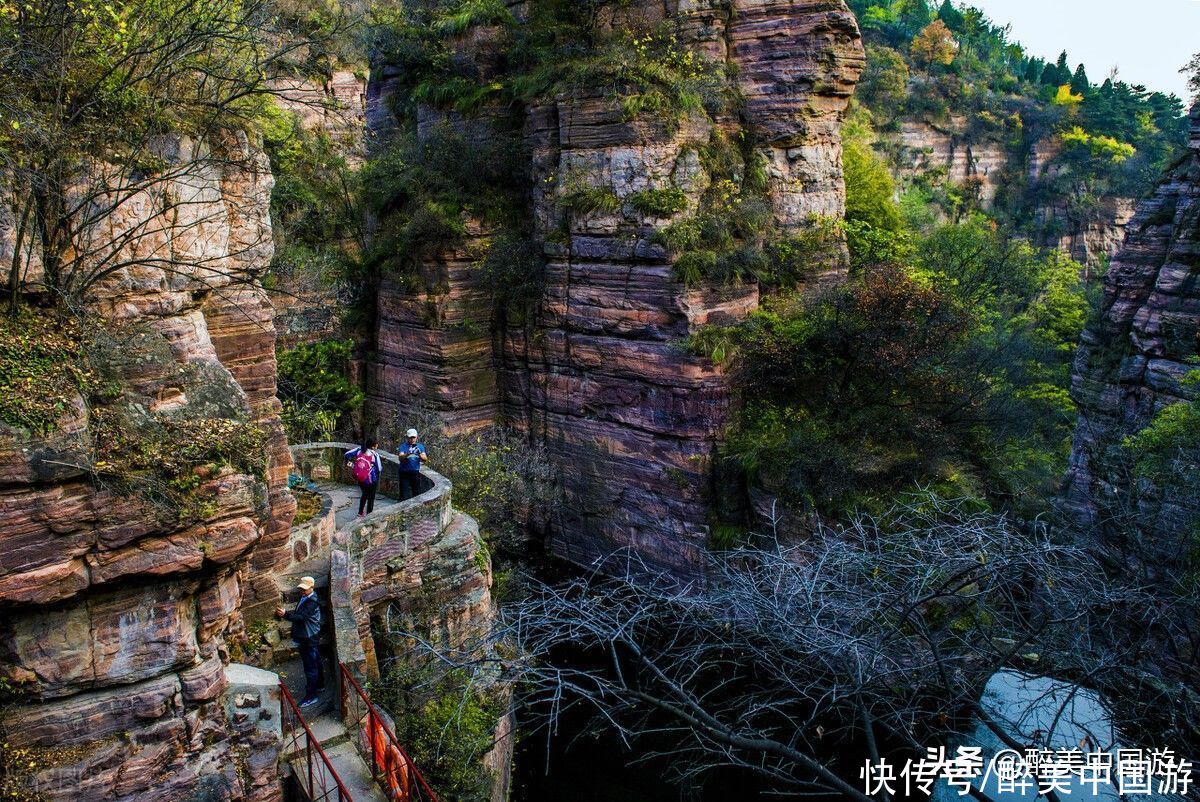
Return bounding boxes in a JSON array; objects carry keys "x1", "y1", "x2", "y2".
[
  {"x1": 285, "y1": 487, "x2": 335, "y2": 567},
  {"x1": 288, "y1": 442, "x2": 455, "y2": 683},
  {"x1": 289, "y1": 441, "x2": 438, "y2": 501}
]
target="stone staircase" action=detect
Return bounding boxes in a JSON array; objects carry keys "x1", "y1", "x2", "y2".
[
  {"x1": 284, "y1": 710, "x2": 387, "y2": 802},
  {"x1": 278, "y1": 651, "x2": 389, "y2": 802}
]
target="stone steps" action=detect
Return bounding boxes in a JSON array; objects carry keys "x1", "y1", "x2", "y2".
[{"x1": 286, "y1": 711, "x2": 387, "y2": 802}]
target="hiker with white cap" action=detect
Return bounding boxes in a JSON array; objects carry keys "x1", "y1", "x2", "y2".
[
  {"x1": 396, "y1": 427, "x2": 427, "y2": 501},
  {"x1": 275, "y1": 576, "x2": 324, "y2": 707}
]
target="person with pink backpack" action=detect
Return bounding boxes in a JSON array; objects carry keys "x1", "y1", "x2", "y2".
[{"x1": 344, "y1": 439, "x2": 382, "y2": 518}]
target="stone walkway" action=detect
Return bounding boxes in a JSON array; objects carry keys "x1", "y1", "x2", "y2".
[
  {"x1": 322, "y1": 481, "x2": 399, "y2": 530},
  {"x1": 279, "y1": 488, "x2": 394, "y2": 802},
  {"x1": 280, "y1": 445, "x2": 435, "y2": 801}
]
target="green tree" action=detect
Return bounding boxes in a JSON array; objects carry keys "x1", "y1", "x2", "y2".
[
  {"x1": 0, "y1": 0, "x2": 333, "y2": 311},
  {"x1": 859, "y1": 45, "x2": 910, "y2": 114},
  {"x1": 1070, "y1": 63, "x2": 1090, "y2": 95},
  {"x1": 706, "y1": 218, "x2": 1087, "y2": 515},
  {"x1": 277, "y1": 339, "x2": 364, "y2": 442},
  {"x1": 1055, "y1": 50, "x2": 1070, "y2": 76},
  {"x1": 1039, "y1": 51, "x2": 1070, "y2": 87},
  {"x1": 843, "y1": 141, "x2": 903, "y2": 233},
  {"x1": 937, "y1": 0, "x2": 965, "y2": 32},
  {"x1": 1024, "y1": 57, "x2": 1043, "y2": 84}
]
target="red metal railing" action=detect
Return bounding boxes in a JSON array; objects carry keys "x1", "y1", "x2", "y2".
[
  {"x1": 339, "y1": 662, "x2": 441, "y2": 802},
  {"x1": 280, "y1": 682, "x2": 353, "y2": 802}
]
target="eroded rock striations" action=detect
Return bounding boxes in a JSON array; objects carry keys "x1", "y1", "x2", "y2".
[
  {"x1": 368, "y1": 0, "x2": 865, "y2": 577},
  {"x1": 1063, "y1": 105, "x2": 1200, "y2": 552},
  {"x1": 0, "y1": 133, "x2": 293, "y2": 800}
]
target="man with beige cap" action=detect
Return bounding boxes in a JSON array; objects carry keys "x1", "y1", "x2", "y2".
[{"x1": 275, "y1": 576, "x2": 324, "y2": 707}]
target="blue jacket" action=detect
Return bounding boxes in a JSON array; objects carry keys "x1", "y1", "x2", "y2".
[
  {"x1": 344, "y1": 447, "x2": 382, "y2": 484},
  {"x1": 284, "y1": 592, "x2": 321, "y2": 642},
  {"x1": 398, "y1": 443, "x2": 426, "y2": 472}
]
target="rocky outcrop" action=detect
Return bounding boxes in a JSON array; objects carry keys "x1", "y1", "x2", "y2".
[
  {"x1": 368, "y1": 0, "x2": 865, "y2": 577},
  {"x1": 887, "y1": 118, "x2": 1010, "y2": 208},
  {"x1": 1062, "y1": 106, "x2": 1200, "y2": 550},
  {"x1": 1034, "y1": 195, "x2": 1136, "y2": 273},
  {"x1": 270, "y1": 69, "x2": 369, "y2": 163},
  {"x1": 0, "y1": 133, "x2": 292, "y2": 800},
  {"x1": 882, "y1": 120, "x2": 1134, "y2": 268}
]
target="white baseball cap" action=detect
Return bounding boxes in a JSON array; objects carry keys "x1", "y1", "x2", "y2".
[{"x1": 406, "y1": 428, "x2": 418, "y2": 437}]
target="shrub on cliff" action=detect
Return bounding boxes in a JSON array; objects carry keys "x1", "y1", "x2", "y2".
[
  {"x1": 362, "y1": 122, "x2": 530, "y2": 277},
  {"x1": 278, "y1": 338, "x2": 364, "y2": 442},
  {"x1": 261, "y1": 103, "x2": 366, "y2": 321},
  {"x1": 93, "y1": 410, "x2": 268, "y2": 525},
  {"x1": 375, "y1": 662, "x2": 504, "y2": 802},
  {"x1": 387, "y1": 406, "x2": 562, "y2": 554},
  {"x1": 0, "y1": 308, "x2": 99, "y2": 434},
  {"x1": 696, "y1": 218, "x2": 1087, "y2": 516}
]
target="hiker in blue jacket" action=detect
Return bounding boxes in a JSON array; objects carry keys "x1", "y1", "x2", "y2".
[
  {"x1": 275, "y1": 575, "x2": 324, "y2": 707},
  {"x1": 345, "y1": 439, "x2": 382, "y2": 518},
  {"x1": 397, "y1": 427, "x2": 428, "y2": 500}
]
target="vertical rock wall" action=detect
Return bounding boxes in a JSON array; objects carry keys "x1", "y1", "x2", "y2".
[
  {"x1": 0, "y1": 133, "x2": 292, "y2": 801},
  {"x1": 1062, "y1": 106, "x2": 1200, "y2": 551},
  {"x1": 367, "y1": 0, "x2": 863, "y2": 576},
  {"x1": 369, "y1": 217, "x2": 501, "y2": 435}
]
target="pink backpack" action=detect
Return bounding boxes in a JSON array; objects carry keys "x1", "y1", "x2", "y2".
[{"x1": 352, "y1": 451, "x2": 374, "y2": 483}]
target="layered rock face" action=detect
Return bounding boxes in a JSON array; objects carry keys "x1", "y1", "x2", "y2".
[
  {"x1": 1062, "y1": 106, "x2": 1200, "y2": 550},
  {"x1": 367, "y1": 0, "x2": 864, "y2": 576},
  {"x1": 888, "y1": 118, "x2": 1009, "y2": 207},
  {"x1": 883, "y1": 120, "x2": 1134, "y2": 268},
  {"x1": 0, "y1": 134, "x2": 292, "y2": 800},
  {"x1": 369, "y1": 216, "x2": 501, "y2": 435}
]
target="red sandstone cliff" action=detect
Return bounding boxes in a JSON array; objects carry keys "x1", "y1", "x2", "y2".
[
  {"x1": 0, "y1": 133, "x2": 293, "y2": 801},
  {"x1": 366, "y1": 0, "x2": 865, "y2": 576}
]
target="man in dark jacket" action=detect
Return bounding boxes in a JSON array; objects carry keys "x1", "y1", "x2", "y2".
[{"x1": 275, "y1": 576, "x2": 324, "y2": 706}]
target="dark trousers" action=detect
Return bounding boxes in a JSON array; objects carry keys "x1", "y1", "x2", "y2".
[
  {"x1": 358, "y1": 480, "x2": 377, "y2": 515},
  {"x1": 297, "y1": 637, "x2": 324, "y2": 700},
  {"x1": 397, "y1": 471, "x2": 421, "y2": 500}
]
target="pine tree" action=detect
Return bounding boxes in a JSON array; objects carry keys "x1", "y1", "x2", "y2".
[
  {"x1": 1041, "y1": 62, "x2": 1061, "y2": 86},
  {"x1": 1070, "y1": 63, "x2": 1090, "y2": 95},
  {"x1": 937, "y1": 0, "x2": 965, "y2": 33},
  {"x1": 1024, "y1": 58, "x2": 1043, "y2": 84}
]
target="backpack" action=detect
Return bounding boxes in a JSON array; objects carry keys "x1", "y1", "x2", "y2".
[{"x1": 352, "y1": 451, "x2": 375, "y2": 484}]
